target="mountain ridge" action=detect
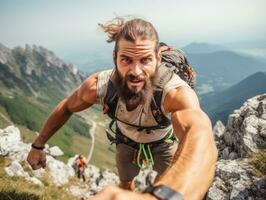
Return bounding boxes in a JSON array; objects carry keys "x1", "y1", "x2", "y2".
[{"x1": 201, "y1": 71, "x2": 266, "y2": 123}]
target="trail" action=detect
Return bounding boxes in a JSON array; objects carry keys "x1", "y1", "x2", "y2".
[
  {"x1": 0, "y1": 112, "x2": 13, "y2": 125},
  {"x1": 86, "y1": 118, "x2": 96, "y2": 163}
]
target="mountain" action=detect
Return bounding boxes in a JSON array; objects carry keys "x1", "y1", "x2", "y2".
[
  {"x1": 0, "y1": 43, "x2": 93, "y2": 159},
  {"x1": 0, "y1": 43, "x2": 116, "y2": 168},
  {"x1": 187, "y1": 51, "x2": 266, "y2": 93},
  {"x1": 201, "y1": 72, "x2": 266, "y2": 124},
  {"x1": 224, "y1": 40, "x2": 266, "y2": 49},
  {"x1": 182, "y1": 42, "x2": 226, "y2": 54},
  {"x1": 0, "y1": 43, "x2": 86, "y2": 103}
]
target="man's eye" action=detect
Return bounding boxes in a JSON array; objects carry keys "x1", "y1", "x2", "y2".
[
  {"x1": 121, "y1": 58, "x2": 132, "y2": 64},
  {"x1": 141, "y1": 57, "x2": 152, "y2": 64}
]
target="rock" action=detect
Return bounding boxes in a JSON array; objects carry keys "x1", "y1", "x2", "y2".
[
  {"x1": 68, "y1": 185, "x2": 91, "y2": 199},
  {"x1": 46, "y1": 155, "x2": 75, "y2": 186},
  {"x1": 207, "y1": 187, "x2": 229, "y2": 200},
  {"x1": 4, "y1": 161, "x2": 44, "y2": 187},
  {"x1": 85, "y1": 165, "x2": 101, "y2": 183},
  {"x1": 31, "y1": 167, "x2": 45, "y2": 178},
  {"x1": 221, "y1": 147, "x2": 230, "y2": 159},
  {"x1": 213, "y1": 121, "x2": 225, "y2": 138},
  {"x1": 216, "y1": 94, "x2": 266, "y2": 158},
  {"x1": 209, "y1": 94, "x2": 266, "y2": 199},
  {"x1": 228, "y1": 152, "x2": 238, "y2": 160},
  {"x1": 133, "y1": 166, "x2": 158, "y2": 192},
  {"x1": 48, "y1": 146, "x2": 64, "y2": 157},
  {"x1": 5, "y1": 161, "x2": 29, "y2": 178},
  {"x1": 26, "y1": 176, "x2": 44, "y2": 187},
  {"x1": 258, "y1": 119, "x2": 266, "y2": 139},
  {"x1": 230, "y1": 181, "x2": 249, "y2": 200},
  {"x1": 7, "y1": 142, "x2": 31, "y2": 162},
  {"x1": 0, "y1": 126, "x2": 21, "y2": 156}
]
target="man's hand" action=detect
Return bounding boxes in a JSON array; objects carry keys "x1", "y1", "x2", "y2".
[
  {"x1": 27, "y1": 148, "x2": 46, "y2": 170},
  {"x1": 89, "y1": 186, "x2": 157, "y2": 200}
]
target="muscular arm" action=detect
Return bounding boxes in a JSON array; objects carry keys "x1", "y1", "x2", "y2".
[
  {"x1": 33, "y1": 73, "x2": 99, "y2": 147},
  {"x1": 156, "y1": 86, "x2": 218, "y2": 199}
]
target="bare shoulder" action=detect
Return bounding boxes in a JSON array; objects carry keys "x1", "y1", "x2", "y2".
[
  {"x1": 164, "y1": 86, "x2": 212, "y2": 140},
  {"x1": 77, "y1": 72, "x2": 99, "y2": 104},
  {"x1": 163, "y1": 86, "x2": 200, "y2": 113}
]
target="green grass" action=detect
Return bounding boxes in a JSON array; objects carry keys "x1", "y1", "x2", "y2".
[
  {"x1": 248, "y1": 151, "x2": 266, "y2": 177},
  {"x1": 0, "y1": 156, "x2": 79, "y2": 200},
  {"x1": 0, "y1": 94, "x2": 90, "y2": 136},
  {"x1": 0, "y1": 94, "x2": 92, "y2": 162}
]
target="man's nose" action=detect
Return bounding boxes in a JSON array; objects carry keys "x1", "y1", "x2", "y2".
[{"x1": 130, "y1": 62, "x2": 143, "y2": 76}]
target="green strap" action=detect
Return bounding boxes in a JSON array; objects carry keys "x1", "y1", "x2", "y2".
[
  {"x1": 147, "y1": 145, "x2": 154, "y2": 165},
  {"x1": 164, "y1": 131, "x2": 174, "y2": 144},
  {"x1": 137, "y1": 144, "x2": 154, "y2": 169}
]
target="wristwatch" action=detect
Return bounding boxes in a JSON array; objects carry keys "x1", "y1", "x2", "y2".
[{"x1": 144, "y1": 184, "x2": 184, "y2": 200}]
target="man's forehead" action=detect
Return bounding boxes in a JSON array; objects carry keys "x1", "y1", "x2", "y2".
[{"x1": 117, "y1": 39, "x2": 156, "y2": 57}]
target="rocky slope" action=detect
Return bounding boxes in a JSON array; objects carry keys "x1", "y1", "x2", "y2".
[
  {"x1": 208, "y1": 94, "x2": 266, "y2": 199},
  {"x1": 1, "y1": 94, "x2": 265, "y2": 199},
  {"x1": 0, "y1": 126, "x2": 119, "y2": 199}
]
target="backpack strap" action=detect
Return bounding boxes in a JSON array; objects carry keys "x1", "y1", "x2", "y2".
[
  {"x1": 103, "y1": 79, "x2": 118, "y2": 119},
  {"x1": 150, "y1": 89, "x2": 171, "y2": 127}
]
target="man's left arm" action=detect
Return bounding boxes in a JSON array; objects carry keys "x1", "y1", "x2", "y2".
[{"x1": 155, "y1": 86, "x2": 218, "y2": 199}]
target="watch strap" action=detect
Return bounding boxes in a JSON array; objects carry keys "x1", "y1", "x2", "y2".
[{"x1": 144, "y1": 184, "x2": 183, "y2": 200}]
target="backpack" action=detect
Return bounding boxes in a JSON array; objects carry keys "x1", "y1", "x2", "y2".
[
  {"x1": 159, "y1": 42, "x2": 196, "y2": 89},
  {"x1": 103, "y1": 42, "x2": 196, "y2": 131}
]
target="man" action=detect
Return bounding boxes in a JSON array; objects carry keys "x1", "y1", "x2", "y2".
[
  {"x1": 27, "y1": 17, "x2": 217, "y2": 200},
  {"x1": 73, "y1": 155, "x2": 87, "y2": 182}
]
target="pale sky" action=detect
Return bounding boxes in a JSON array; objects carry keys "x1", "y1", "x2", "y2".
[{"x1": 0, "y1": 0, "x2": 265, "y2": 57}]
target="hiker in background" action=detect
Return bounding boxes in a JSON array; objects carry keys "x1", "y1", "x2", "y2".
[
  {"x1": 73, "y1": 155, "x2": 87, "y2": 182},
  {"x1": 27, "y1": 17, "x2": 217, "y2": 200}
]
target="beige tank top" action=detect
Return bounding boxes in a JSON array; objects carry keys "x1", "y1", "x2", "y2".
[{"x1": 96, "y1": 68, "x2": 189, "y2": 143}]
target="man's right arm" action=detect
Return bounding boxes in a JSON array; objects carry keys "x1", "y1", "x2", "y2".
[{"x1": 27, "y1": 73, "x2": 99, "y2": 169}]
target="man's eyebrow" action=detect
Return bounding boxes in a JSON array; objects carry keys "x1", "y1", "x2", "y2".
[
  {"x1": 119, "y1": 53, "x2": 153, "y2": 58},
  {"x1": 119, "y1": 54, "x2": 131, "y2": 58},
  {"x1": 142, "y1": 54, "x2": 153, "y2": 58}
]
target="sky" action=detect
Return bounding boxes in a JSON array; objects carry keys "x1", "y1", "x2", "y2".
[{"x1": 0, "y1": 0, "x2": 266, "y2": 62}]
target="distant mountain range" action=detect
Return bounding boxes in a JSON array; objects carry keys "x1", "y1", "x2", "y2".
[
  {"x1": 181, "y1": 42, "x2": 226, "y2": 54},
  {"x1": 201, "y1": 71, "x2": 266, "y2": 124},
  {"x1": 65, "y1": 42, "x2": 266, "y2": 95},
  {"x1": 187, "y1": 51, "x2": 265, "y2": 93}
]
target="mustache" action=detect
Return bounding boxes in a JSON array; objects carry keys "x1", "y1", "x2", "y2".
[{"x1": 125, "y1": 73, "x2": 146, "y2": 82}]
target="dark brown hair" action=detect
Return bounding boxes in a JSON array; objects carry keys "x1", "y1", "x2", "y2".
[{"x1": 99, "y1": 17, "x2": 160, "y2": 61}]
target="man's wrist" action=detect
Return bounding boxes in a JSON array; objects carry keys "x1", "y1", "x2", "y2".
[
  {"x1": 31, "y1": 143, "x2": 45, "y2": 150},
  {"x1": 142, "y1": 193, "x2": 160, "y2": 200}
]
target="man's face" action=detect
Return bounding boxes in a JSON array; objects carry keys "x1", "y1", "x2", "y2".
[{"x1": 115, "y1": 39, "x2": 159, "y2": 93}]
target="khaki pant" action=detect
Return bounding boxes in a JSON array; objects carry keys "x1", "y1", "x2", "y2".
[{"x1": 116, "y1": 141, "x2": 178, "y2": 182}]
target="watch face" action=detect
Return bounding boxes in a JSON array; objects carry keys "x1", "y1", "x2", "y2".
[{"x1": 152, "y1": 185, "x2": 183, "y2": 200}]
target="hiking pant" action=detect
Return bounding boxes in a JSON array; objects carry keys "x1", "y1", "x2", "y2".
[
  {"x1": 77, "y1": 168, "x2": 86, "y2": 182},
  {"x1": 116, "y1": 140, "x2": 178, "y2": 183}
]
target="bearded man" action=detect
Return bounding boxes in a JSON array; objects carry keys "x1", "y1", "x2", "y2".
[{"x1": 27, "y1": 17, "x2": 217, "y2": 200}]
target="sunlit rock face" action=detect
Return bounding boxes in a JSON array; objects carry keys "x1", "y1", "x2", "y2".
[{"x1": 208, "y1": 94, "x2": 266, "y2": 200}]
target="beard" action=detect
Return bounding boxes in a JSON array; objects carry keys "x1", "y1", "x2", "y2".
[{"x1": 113, "y1": 67, "x2": 158, "y2": 112}]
